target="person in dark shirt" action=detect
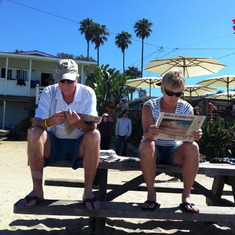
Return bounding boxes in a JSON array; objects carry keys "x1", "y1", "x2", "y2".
[{"x1": 97, "y1": 113, "x2": 113, "y2": 150}]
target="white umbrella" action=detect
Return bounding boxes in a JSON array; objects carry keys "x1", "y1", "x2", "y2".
[
  {"x1": 183, "y1": 85, "x2": 217, "y2": 99},
  {"x1": 197, "y1": 75, "x2": 235, "y2": 100},
  {"x1": 125, "y1": 77, "x2": 162, "y2": 98},
  {"x1": 145, "y1": 56, "x2": 226, "y2": 77},
  {"x1": 207, "y1": 91, "x2": 235, "y2": 100}
]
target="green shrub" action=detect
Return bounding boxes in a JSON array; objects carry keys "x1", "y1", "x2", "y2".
[
  {"x1": 197, "y1": 116, "x2": 235, "y2": 161},
  {"x1": 129, "y1": 111, "x2": 142, "y2": 147},
  {"x1": 18, "y1": 117, "x2": 33, "y2": 139}
]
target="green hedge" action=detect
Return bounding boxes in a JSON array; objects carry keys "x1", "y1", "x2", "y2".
[{"x1": 197, "y1": 116, "x2": 235, "y2": 161}]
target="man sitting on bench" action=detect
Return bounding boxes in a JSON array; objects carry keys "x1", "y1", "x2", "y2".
[{"x1": 17, "y1": 59, "x2": 101, "y2": 210}]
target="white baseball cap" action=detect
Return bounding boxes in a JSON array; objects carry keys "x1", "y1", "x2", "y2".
[{"x1": 55, "y1": 59, "x2": 78, "y2": 82}]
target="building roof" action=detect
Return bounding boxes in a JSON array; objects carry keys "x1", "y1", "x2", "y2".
[
  {"x1": 0, "y1": 50, "x2": 97, "y2": 65},
  {"x1": 17, "y1": 50, "x2": 57, "y2": 58}
]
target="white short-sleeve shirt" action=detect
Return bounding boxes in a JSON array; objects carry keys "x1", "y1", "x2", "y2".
[{"x1": 35, "y1": 83, "x2": 97, "y2": 139}]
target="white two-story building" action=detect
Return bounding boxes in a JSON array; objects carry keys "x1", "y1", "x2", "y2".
[{"x1": 0, "y1": 50, "x2": 97, "y2": 130}]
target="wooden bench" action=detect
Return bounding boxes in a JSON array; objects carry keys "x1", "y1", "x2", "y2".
[
  {"x1": 14, "y1": 200, "x2": 235, "y2": 222},
  {"x1": 13, "y1": 151, "x2": 235, "y2": 234},
  {"x1": 14, "y1": 200, "x2": 235, "y2": 234}
]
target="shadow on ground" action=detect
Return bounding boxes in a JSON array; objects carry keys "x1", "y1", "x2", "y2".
[{"x1": 3, "y1": 217, "x2": 233, "y2": 234}]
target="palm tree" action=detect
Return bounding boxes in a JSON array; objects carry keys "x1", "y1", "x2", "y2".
[
  {"x1": 125, "y1": 66, "x2": 141, "y2": 100},
  {"x1": 134, "y1": 18, "x2": 153, "y2": 77},
  {"x1": 91, "y1": 23, "x2": 109, "y2": 66},
  {"x1": 79, "y1": 18, "x2": 95, "y2": 60},
  {"x1": 115, "y1": 31, "x2": 132, "y2": 73}
]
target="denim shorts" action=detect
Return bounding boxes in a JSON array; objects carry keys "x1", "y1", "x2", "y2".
[
  {"x1": 45, "y1": 132, "x2": 84, "y2": 169},
  {"x1": 155, "y1": 144, "x2": 180, "y2": 166}
]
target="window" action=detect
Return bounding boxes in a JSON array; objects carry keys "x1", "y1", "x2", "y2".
[
  {"x1": 1, "y1": 68, "x2": 12, "y2": 79},
  {"x1": 16, "y1": 70, "x2": 27, "y2": 80}
]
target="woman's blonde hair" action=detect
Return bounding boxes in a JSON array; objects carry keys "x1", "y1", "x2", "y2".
[{"x1": 161, "y1": 70, "x2": 185, "y2": 91}]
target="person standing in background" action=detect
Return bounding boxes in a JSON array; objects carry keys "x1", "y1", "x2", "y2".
[
  {"x1": 208, "y1": 100, "x2": 217, "y2": 121},
  {"x1": 108, "y1": 107, "x2": 116, "y2": 124},
  {"x1": 121, "y1": 99, "x2": 129, "y2": 114},
  {"x1": 97, "y1": 113, "x2": 113, "y2": 150},
  {"x1": 115, "y1": 110, "x2": 132, "y2": 156}
]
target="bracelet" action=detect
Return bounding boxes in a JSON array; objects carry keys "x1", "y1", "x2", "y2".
[
  {"x1": 44, "y1": 117, "x2": 50, "y2": 129},
  {"x1": 79, "y1": 126, "x2": 85, "y2": 132}
]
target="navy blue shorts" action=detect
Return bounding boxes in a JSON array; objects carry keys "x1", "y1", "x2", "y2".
[
  {"x1": 155, "y1": 144, "x2": 180, "y2": 166},
  {"x1": 45, "y1": 132, "x2": 84, "y2": 170}
]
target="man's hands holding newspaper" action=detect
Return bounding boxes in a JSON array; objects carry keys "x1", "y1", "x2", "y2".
[
  {"x1": 50, "y1": 109, "x2": 83, "y2": 127},
  {"x1": 65, "y1": 108, "x2": 83, "y2": 128}
]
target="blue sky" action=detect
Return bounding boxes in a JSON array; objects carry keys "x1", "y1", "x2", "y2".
[{"x1": 1, "y1": 0, "x2": 235, "y2": 97}]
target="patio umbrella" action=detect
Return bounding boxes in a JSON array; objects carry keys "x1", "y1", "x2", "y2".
[
  {"x1": 207, "y1": 91, "x2": 235, "y2": 100},
  {"x1": 197, "y1": 75, "x2": 235, "y2": 100},
  {"x1": 125, "y1": 77, "x2": 162, "y2": 98},
  {"x1": 183, "y1": 85, "x2": 217, "y2": 100},
  {"x1": 145, "y1": 56, "x2": 226, "y2": 77}
]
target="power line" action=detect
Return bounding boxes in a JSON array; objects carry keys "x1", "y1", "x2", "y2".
[
  {"x1": 8, "y1": 0, "x2": 79, "y2": 24},
  {"x1": 7, "y1": 0, "x2": 235, "y2": 70}
]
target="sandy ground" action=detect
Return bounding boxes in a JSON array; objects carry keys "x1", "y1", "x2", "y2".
[{"x1": 0, "y1": 140, "x2": 234, "y2": 234}]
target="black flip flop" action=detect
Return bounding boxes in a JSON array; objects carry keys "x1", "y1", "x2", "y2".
[
  {"x1": 83, "y1": 197, "x2": 101, "y2": 211},
  {"x1": 180, "y1": 202, "x2": 199, "y2": 213},
  {"x1": 141, "y1": 200, "x2": 160, "y2": 210},
  {"x1": 18, "y1": 195, "x2": 44, "y2": 209}
]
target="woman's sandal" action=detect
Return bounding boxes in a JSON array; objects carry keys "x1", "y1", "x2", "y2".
[
  {"x1": 141, "y1": 200, "x2": 160, "y2": 210},
  {"x1": 180, "y1": 202, "x2": 199, "y2": 213}
]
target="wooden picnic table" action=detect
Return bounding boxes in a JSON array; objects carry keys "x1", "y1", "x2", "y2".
[{"x1": 14, "y1": 150, "x2": 235, "y2": 234}]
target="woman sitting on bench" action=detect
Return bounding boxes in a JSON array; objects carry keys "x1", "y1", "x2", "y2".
[{"x1": 139, "y1": 70, "x2": 202, "y2": 213}]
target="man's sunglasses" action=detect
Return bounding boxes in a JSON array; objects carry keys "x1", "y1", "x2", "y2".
[
  {"x1": 59, "y1": 79, "x2": 75, "y2": 84},
  {"x1": 165, "y1": 88, "x2": 183, "y2": 97}
]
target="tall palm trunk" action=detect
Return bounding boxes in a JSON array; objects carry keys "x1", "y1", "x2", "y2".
[
  {"x1": 87, "y1": 41, "x2": 90, "y2": 59},
  {"x1": 141, "y1": 38, "x2": 144, "y2": 77},
  {"x1": 123, "y1": 50, "x2": 125, "y2": 73},
  {"x1": 97, "y1": 47, "x2": 100, "y2": 66}
]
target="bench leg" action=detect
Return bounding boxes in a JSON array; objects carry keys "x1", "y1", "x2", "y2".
[
  {"x1": 97, "y1": 169, "x2": 108, "y2": 201},
  {"x1": 88, "y1": 169, "x2": 108, "y2": 234},
  {"x1": 206, "y1": 176, "x2": 224, "y2": 206},
  {"x1": 88, "y1": 217, "x2": 106, "y2": 235},
  {"x1": 232, "y1": 177, "x2": 235, "y2": 202},
  {"x1": 227, "y1": 176, "x2": 235, "y2": 202}
]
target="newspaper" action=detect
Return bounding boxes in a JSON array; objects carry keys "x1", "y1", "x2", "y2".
[
  {"x1": 64, "y1": 113, "x2": 102, "y2": 135},
  {"x1": 155, "y1": 112, "x2": 206, "y2": 142},
  {"x1": 77, "y1": 113, "x2": 102, "y2": 124}
]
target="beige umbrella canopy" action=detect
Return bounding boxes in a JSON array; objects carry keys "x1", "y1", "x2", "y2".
[
  {"x1": 125, "y1": 77, "x2": 162, "y2": 98},
  {"x1": 145, "y1": 56, "x2": 226, "y2": 77},
  {"x1": 183, "y1": 85, "x2": 217, "y2": 99},
  {"x1": 197, "y1": 75, "x2": 235, "y2": 100},
  {"x1": 207, "y1": 91, "x2": 235, "y2": 100}
]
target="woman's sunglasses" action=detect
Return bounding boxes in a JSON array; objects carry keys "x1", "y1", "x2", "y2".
[
  {"x1": 59, "y1": 79, "x2": 75, "y2": 84},
  {"x1": 165, "y1": 88, "x2": 183, "y2": 97}
]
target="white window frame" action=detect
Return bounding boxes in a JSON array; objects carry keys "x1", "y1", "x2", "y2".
[
  {"x1": 16, "y1": 69, "x2": 28, "y2": 80},
  {"x1": 1, "y1": 68, "x2": 13, "y2": 79}
]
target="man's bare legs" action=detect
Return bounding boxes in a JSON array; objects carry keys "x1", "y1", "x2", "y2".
[
  {"x1": 79, "y1": 129, "x2": 101, "y2": 209},
  {"x1": 21, "y1": 127, "x2": 101, "y2": 209},
  {"x1": 20, "y1": 126, "x2": 50, "y2": 207}
]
